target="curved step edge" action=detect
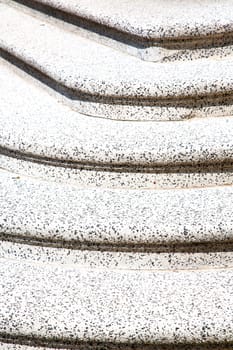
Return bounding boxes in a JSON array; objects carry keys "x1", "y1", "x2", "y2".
[
  {"x1": 1, "y1": 239, "x2": 233, "y2": 271},
  {"x1": 0, "y1": 258, "x2": 233, "y2": 346},
  {"x1": 2, "y1": 57, "x2": 233, "y2": 175},
  {"x1": 2, "y1": 169, "x2": 233, "y2": 250},
  {"x1": 1, "y1": 4, "x2": 233, "y2": 120},
  {"x1": 3, "y1": 153, "x2": 233, "y2": 190},
  {"x1": 10, "y1": 0, "x2": 233, "y2": 62}
]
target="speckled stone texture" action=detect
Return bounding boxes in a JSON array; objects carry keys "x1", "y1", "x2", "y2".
[
  {"x1": 0, "y1": 259, "x2": 233, "y2": 347},
  {"x1": 1, "y1": 169, "x2": 233, "y2": 271},
  {"x1": 10, "y1": 0, "x2": 233, "y2": 62},
  {"x1": 1, "y1": 2, "x2": 233, "y2": 120},
  {"x1": 0, "y1": 345, "x2": 233, "y2": 350},
  {"x1": 2, "y1": 58, "x2": 233, "y2": 190},
  {"x1": 2, "y1": 169, "x2": 233, "y2": 250},
  {"x1": 1, "y1": 0, "x2": 233, "y2": 348}
]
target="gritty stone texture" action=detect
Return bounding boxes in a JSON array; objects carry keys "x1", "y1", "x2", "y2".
[
  {"x1": 0, "y1": 258, "x2": 233, "y2": 346},
  {"x1": 0, "y1": 344, "x2": 232, "y2": 350},
  {"x1": 2, "y1": 58, "x2": 233, "y2": 191},
  {"x1": 1, "y1": 3, "x2": 233, "y2": 120},
  {"x1": 1, "y1": 0, "x2": 233, "y2": 348},
  {"x1": 4, "y1": 154, "x2": 233, "y2": 190},
  {"x1": 1, "y1": 240, "x2": 233, "y2": 271},
  {"x1": 24, "y1": 0, "x2": 233, "y2": 40},
  {"x1": 10, "y1": 0, "x2": 233, "y2": 61},
  {"x1": 2, "y1": 169, "x2": 233, "y2": 249}
]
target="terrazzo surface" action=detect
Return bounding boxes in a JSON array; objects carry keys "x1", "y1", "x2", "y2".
[
  {"x1": 0, "y1": 258, "x2": 233, "y2": 345},
  {"x1": 2, "y1": 169, "x2": 233, "y2": 248},
  {"x1": 9, "y1": 0, "x2": 233, "y2": 62},
  {"x1": 1, "y1": 1, "x2": 233, "y2": 348},
  {"x1": 4, "y1": 153, "x2": 233, "y2": 190},
  {"x1": 19, "y1": 0, "x2": 233, "y2": 40},
  {"x1": 2, "y1": 59, "x2": 233, "y2": 170},
  {"x1": 1, "y1": 3, "x2": 233, "y2": 119}
]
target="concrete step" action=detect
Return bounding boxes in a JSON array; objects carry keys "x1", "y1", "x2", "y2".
[
  {"x1": 2, "y1": 169, "x2": 233, "y2": 262},
  {"x1": 0, "y1": 255, "x2": 232, "y2": 348},
  {"x1": 9, "y1": 0, "x2": 233, "y2": 62},
  {"x1": 1, "y1": 2, "x2": 233, "y2": 120},
  {"x1": 2, "y1": 58, "x2": 233, "y2": 189}
]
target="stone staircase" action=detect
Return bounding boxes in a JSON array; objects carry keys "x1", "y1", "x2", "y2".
[
  {"x1": 0, "y1": 0, "x2": 233, "y2": 349},
  {"x1": 7, "y1": 0, "x2": 233, "y2": 62}
]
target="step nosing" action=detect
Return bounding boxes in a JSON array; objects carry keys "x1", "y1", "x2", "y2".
[
  {"x1": 2, "y1": 46, "x2": 233, "y2": 105},
  {"x1": 2, "y1": 0, "x2": 232, "y2": 68},
  {"x1": 10, "y1": 0, "x2": 233, "y2": 45},
  {"x1": 2, "y1": 57, "x2": 233, "y2": 170},
  {"x1": 1, "y1": 0, "x2": 233, "y2": 346},
  {"x1": 4, "y1": 146, "x2": 233, "y2": 173},
  {"x1": 2, "y1": 5, "x2": 231, "y2": 103},
  {"x1": 2, "y1": 169, "x2": 233, "y2": 249},
  {"x1": 0, "y1": 334, "x2": 233, "y2": 350},
  {"x1": 2, "y1": 2, "x2": 233, "y2": 122},
  {"x1": 1, "y1": 334, "x2": 233, "y2": 350},
  {"x1": 2, "y1": 233, "x2": 233, "y2": 254},
  {"x1": 0, "y1": 258, "x2": 233, "y2": 346}
]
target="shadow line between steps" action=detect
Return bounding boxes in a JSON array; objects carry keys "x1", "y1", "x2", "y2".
[
  {"x1": 1, "y1": 234, "x2": 233, "y2": 254},
  {"x1": 3, "y1": 147, "x2": 233, "y2": 174},
  {"x1": 11, "y1": 0, "x2": 233, "y2": 51},
  {"x1": 1, "y1": 48, "x2": 233, "y2": 109},
  {"x1": 0, "y1": 334, "x2": 233, "y2": 350}
]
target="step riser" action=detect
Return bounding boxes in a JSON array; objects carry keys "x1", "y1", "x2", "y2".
[
  {"x1": 2, "y1": 3, "x2": 233, "y2": 120},
  {"x1": 3, "y1": 56, "x2": 233, "y2": 176},
  {"x1": 2, "y1": 47, "x2": 233, "y2": 121},
  {"x1": 0, "y1": 340, "x2": 233, "y2": 350},
  {"x1": 3, "y1": 154, "x2": 233, "y2": 190},
  {"x1": 2, "y1": 170, "x2": 233, "y2": 249},
  {"x1": 1, "y1": 240, "x2": 233, "y2": 271},
  {"x1": 1, "y1": 0, "x2": 233, "y2": 347}
]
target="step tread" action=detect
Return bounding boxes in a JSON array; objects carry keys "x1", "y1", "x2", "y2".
[
  {"x1": 1, "y1": 2, "x2": 233, "y2": 348},
  {"x1": 13, "y1": 0, "x2": 233, "y2": 41},
  {"x1": 1, "y1": 59, "x2": 233, "y2": 168},
  {"x1": 0, "y1": 257, "x2": 233, "y2": 346},
  {"x1": 1, "y1": 169, "x2": 233, "y2": 247},
  {"x1": 1, "y1": 3, "x2": 233, "y2": 102}
]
